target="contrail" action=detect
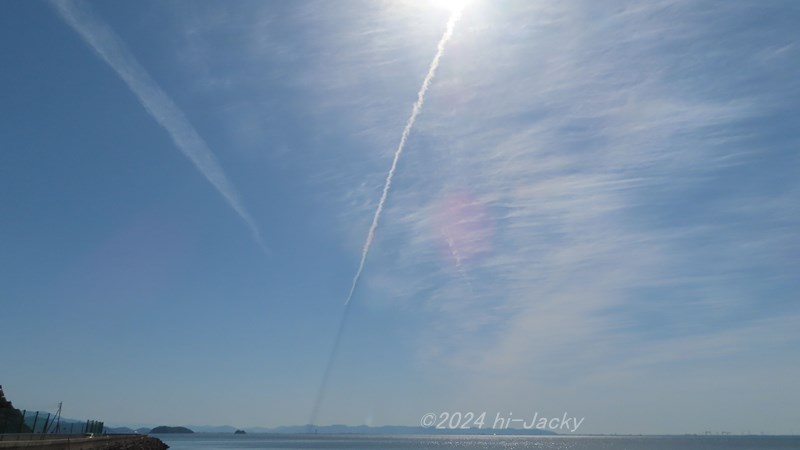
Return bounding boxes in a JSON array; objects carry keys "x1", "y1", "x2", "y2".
[
  {"x1": 344, "y1": 9, "x2": 462, "y2": 306},
  {"x1": 309, "y1": 9, "x2": 463, "y2": 426},
  {"x1": 50, "y1": 0, "x2": 266, "y2": 251}
]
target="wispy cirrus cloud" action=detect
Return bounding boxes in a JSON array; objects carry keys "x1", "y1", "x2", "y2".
[
  {"x1": 50, "y1": 0, "x2": 266, "y2": 250},
  {"x1": 337, "y1": 0, "x2": 799, "y2": 414},
  {"x1": 124, "y1": 0, "x2": 798, "y2": 431}
]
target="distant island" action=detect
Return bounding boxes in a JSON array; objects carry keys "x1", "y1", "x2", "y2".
[
  {"x1": 182, "y1": 424, "x2": 556, "y2": 435},
  {"x1": 109, "y1": 423, "x2": 557, "y2": 436},
  {"x1": 150, "y1": 425, "x2": 194, "y2": 434}
]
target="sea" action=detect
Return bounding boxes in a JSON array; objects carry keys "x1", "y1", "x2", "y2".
[{"x1": 154, "y1": 434, "x2": 800, "y2": 450}]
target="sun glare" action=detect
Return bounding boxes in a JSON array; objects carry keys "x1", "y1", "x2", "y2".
[{"x1": 429, "y1": 0, "x2": 471, "y2": 13}]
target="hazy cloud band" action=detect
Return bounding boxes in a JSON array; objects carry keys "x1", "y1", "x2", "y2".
[{"x1": 50, "y1": 0, "x2": 265, "y2": 249}]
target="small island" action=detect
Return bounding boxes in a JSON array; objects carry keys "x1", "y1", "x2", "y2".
[
  {"x1": 234, "y1": 429, "x2": 246, "y2": 434},
  {"x1": 150, "y1": 425, "x2": 194, "y2": 434}
]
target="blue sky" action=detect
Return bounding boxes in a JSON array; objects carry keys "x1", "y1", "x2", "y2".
[{"x1": 1, "y1": 0, "x2": 798, "y2": 434}]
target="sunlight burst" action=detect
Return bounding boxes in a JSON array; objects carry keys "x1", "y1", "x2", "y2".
[{"x1": 429, "y1": 0, "x2": 471, "y2": 13}]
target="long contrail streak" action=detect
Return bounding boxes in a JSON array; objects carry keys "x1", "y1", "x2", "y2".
[
  {"x1": 344, "y1": 9, "x2": 462, "y2": 306},
  {"x1": 309, "y1": 9, "x2": 462, "y2": 426},
  {"x1": 50, "y1": 0, "x2": 266, "y2": 251}
]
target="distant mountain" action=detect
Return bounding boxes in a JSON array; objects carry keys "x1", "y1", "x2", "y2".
[
  {"x1": 109, "y1": 423, "x2": 556, "y2": 436},
  {"x1": 106, "y1": 426, "x2": 137, "y2": 434},
  {"x1": 150, "y1": 425, "x2": 194, "y2": 434},
  {"x1": 242, "y1": 424, "x2": 557, "y2": 435},
  {"x1": 186, "y1": 424, "x2": 238, "y2": 433},
  {"x1": 106, "y1": 426, "x2": 154, "y2": 434}
]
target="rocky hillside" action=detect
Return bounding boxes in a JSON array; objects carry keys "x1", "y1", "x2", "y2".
[{"x1": 0, "y1": 385, "x2": 31, "y2": 433}]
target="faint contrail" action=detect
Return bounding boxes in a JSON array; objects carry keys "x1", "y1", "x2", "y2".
[
  {"x1": 343, "y1": 9, "x2": 462, "y2": 306},
  {"x1": 309, "y1": 9, "x2": 463, "y2": 426},
  {"x1": 50, "y1": 0, "x2": 266, "y2": 251}
]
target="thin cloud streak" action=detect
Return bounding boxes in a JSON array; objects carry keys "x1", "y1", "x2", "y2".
[
  {"x1": 50, "y1": 0, "x2": 266, "y2": 251},
  {"x1": 344, "y1": 9, "x2": 462, "y2": 306},
  {"x1": 340, "y1": 1, "x2": 799, "y2": 408},
  {"x1": 310, "y1": 8, "x2": 462, "y2": 426}
]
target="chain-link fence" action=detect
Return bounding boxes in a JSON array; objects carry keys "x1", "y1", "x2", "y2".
[
  {"x1": 0, "y1": 409, "x2": 103, "y2": 436},
  {"x1": 0, "y1": 385, "x2": 105, "y2": 438}
]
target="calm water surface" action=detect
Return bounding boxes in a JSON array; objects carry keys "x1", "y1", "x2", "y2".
[{"x1": 153, "y1": 434, "x2": 800, "y2": 450}]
